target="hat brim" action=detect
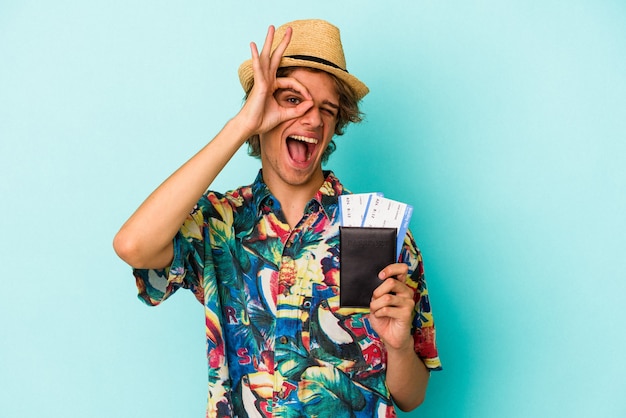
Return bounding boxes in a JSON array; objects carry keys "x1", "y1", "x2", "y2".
[{"x1": 238, "y1": 56, "x2": 369, "y2": 102}]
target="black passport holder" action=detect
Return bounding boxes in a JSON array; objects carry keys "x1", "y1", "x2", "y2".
[{"x1": 339, "y1": 226, "x2": 397, "y2": 307}]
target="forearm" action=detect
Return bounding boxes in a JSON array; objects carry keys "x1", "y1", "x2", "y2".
[
  {"x1": 113, "y1": 117, "x2": 252, "y2": 269},
  {"x1": 114, "y1": 26, "x2": 312, "y2": 269},
  {"x1": 385, "y1": 341, "x2": 430, "y2": 412}
]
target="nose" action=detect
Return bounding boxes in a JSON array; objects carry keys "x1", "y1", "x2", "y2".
[{"x1": 301, "y1": 105, "x2": 323, "y2": 128}]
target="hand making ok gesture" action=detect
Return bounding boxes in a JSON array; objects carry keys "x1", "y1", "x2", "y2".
[{"x1": 237, "y1": 25, "x2": 315, "y2": 137}]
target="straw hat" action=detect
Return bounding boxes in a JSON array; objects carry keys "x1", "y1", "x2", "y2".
[{"x1": 238, "y1": 19, "x2": 369, "y2": 101}]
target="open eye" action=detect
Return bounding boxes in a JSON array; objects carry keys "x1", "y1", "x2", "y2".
[{"x1": 275, "y1": 89, "x2": 304, "y2": 107}]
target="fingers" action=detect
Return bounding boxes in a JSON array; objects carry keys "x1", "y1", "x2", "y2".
[
  {"x1": 369, "y1": 263, "x2": 415, "y2": 349},
  {"x1": 370, "y1": 292, "x2": 414, "y2": 323},
  {"x1": 250, "y1": 26, "x2": 275, "y2": 86},
  {"x1": 371, "y1": 263, "x2": 414, "y2": 317},
  {"x1": 270, "y1": 26, "x2": 292, "y2": 69},
  {"x1": 250, "y1": 25, "x2": 274, "y2": 69},
  {"x1": 370, "y1": 280, "x2": 415, "y2": 320},
  {"x1": 259, "y1": 25, "x2": 276, "y2": 61},
  {"x1": 251, "y1": 25, "x2": 292, "y2": 82},
  {"x1": 274, "y1": 76, "x2": 313, "y2": 102},
  {"x1": 372, "y1": 276, "x2": 413, "y2": 301},
  {"x1": 378, "y1": 263, "x2": 409, "y2": 282},
  {"x1": 243, "y1": 25, "x2": 308, "y2": 134}
]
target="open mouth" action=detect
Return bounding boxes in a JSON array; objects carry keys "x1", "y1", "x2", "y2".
[{"x1": 286, "y1": 135, "x2": 318, "y2": 163}]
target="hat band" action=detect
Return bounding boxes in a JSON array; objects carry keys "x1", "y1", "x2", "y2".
[{"x1": 285, "y1": 55, "x2": 348, "y2": 73}]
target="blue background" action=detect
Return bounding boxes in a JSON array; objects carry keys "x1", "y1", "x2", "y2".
[{"x1": 1, "y1": 1, "x2": 625, "y2": 417}]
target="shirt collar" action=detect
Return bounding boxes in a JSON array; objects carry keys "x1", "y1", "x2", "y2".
[
  {"x1": 251, "y1": 170, "x2": 347, "y2": 220},
  {"x1": 251, "y1": 170, "x2": 272, "y2": 211}
]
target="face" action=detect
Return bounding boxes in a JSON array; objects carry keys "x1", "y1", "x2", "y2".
[{"x1": 259, "y1": 68, "x2": 340, "y2": 195}]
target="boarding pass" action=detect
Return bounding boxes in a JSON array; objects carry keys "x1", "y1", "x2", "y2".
[{"x1": 339, "y1": 193, "x2": 413, "y2": 260}]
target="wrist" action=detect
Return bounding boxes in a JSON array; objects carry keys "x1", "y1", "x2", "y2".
[
  {"x1": 224, "y1": 115, "x2": 257, "y2": 144},
  {"x1": 383, "y1": 335, "x2": 414, "y2": 354}
]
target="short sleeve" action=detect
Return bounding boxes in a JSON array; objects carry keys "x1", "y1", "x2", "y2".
[
  {"x1": 133, "y1": 205, "x2": 207, "y2": 306},
  {"x1": 400, "y1": 229, "x2": 442, "y2": 371}
]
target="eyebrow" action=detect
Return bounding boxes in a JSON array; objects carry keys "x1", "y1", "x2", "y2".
[
  {"x1": 276, "y1": 88, "x2": 302, "y2": 97},
  {"x1": 322, "y1": 100, "x2": 340, "y2": 111}
]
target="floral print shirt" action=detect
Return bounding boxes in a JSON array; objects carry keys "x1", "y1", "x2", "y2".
[{"x1": 133, "y1": 171, "x2": 441, "y2": 417}]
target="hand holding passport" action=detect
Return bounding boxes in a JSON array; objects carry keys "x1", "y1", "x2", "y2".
[{"x1": 339, "y1": 194, "x2": 413, "y2": 307}]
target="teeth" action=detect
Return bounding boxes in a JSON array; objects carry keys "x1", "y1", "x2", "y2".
[{"x1": 289, "y1": 135, "x2": 318, "y2": 144}]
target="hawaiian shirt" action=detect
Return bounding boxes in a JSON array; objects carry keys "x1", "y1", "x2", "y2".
[{"x1": 134, "y1": 171, "x2": 441, "y2": 418}]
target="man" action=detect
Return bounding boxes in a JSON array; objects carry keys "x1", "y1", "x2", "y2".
[{"x1": 114, "y1": 19, "x2": 440, "y2": 417}]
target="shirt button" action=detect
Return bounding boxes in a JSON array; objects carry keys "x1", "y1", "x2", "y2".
[{"x1": 279, "y1": 336, "x2": 288, "y2": 344}]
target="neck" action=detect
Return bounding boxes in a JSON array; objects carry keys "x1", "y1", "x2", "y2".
[{"x1": 264, "y1": 172, "x2": 326, "y2": 229}]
